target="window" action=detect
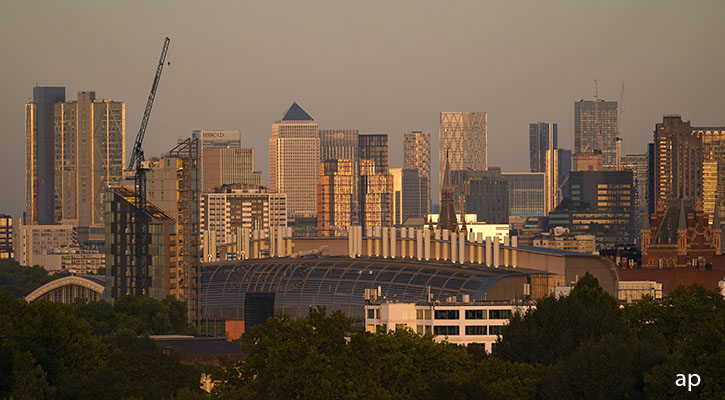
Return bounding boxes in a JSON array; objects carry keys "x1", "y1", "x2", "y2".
[
  {"x1": 367, "y1": 309, "x2": 376, "y2": 319},
  {"x1": 489, "y1": 325, "x2": 504, "y2": 335},
  {"x1": 416, "y1": 309, "x2": 424, "y2": 319},
  {"x1": 489, "y1": 309, "x2": 512, "y2": 319},
  {"x1": 435, "y1": 310, "x2": 459, "y2": 320},
  {"x1": 395, "y1": 324, "x2": 406, "y2": 331},
  {"x1": 465, "y1": 326, "x2": 486, "y2": 335},
  {"x1": 465, "y1": 309, "x2": 485, "y2": 319},
  {"x1": 433, "y1": 326, "x2": 460, "y2": 336},
  {"x1": 416, "y1": 325, "x2": 424, "y2": 334}
]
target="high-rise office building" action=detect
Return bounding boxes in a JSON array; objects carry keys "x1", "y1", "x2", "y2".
[
  {"x1": 502, "y1": 173, "x2": 546, "y2": 219},
  {"x1": 320, "y1": 129, "x2": 360, "y2": 221},
  {"x1": 654, "y1": 116, "x2": 703, "y2": 210},
  {"x1": 439, "y1": 112, "x2": 487, "y2": 189},
  {"x1": 192, "y1": 129, "x2": 242, "y2": 149},
  {"x1": 359, "y1": 160, "x2": 393, "y2": 229},
  {"x1": 359, "y1": 134, "x2": 389, "y2": 174},
  {"x1": 529, "y1": 123, "x2": 558, "y2": 173},
  {"x1": 0, "y1": 215, "x2": 14, "y2": 260},
  {"x1": 574, "y1": 99, "x2": 618, "y2": 169},
  {"x1": 201, "y1": 148, "x2": 261, "y2": 192},
  {"x1": 545, "y1": 149, "x2": 560, "y2": 214},
  {"x1": 401, "y1": 169, "x2": 429, "y2": 224},
  {"x1": 621, "y1": 153, "x2": 649, "y2": 245},
  {"x1": 317, "y1": 159, "x2": 354, "y2": 236},
  {"x1": 403, "y1": 131, "x2": 431, "y2": 214},
  {"x1": 695, "y1": 127, "x2": 725, "y2": 224},
  {"x1": 53, "y1": 91, "x2": 125, "y2": 226},
  {"x1": 269, "y1": 103, "x2": 320, "y2": 218},
  {"x1": 25, "y1": 86, "x2": 66, "y2": 225},
  {"x1": 550, "y1": 170, "x2": 635, "y2": 247}
]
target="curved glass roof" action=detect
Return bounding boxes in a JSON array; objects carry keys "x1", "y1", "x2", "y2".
[{"x1": 200, "y1": 257, "x2": 536, "y2": 322}]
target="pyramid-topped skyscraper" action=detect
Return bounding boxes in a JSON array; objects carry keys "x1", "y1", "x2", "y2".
[{"x1": 269, "y1": 102, "x2": 320, "y2": 219}]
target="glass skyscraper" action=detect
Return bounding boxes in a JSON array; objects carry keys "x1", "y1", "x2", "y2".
[
  {"x1": 574, "y1": 100, "x2": 618, "y2": 169},
  {"x1": 439, "y1": 112, "x2": 487, "y2": 191},
  {"x1": 529, "y1": 123, "x2": 557, "y2": 173}
]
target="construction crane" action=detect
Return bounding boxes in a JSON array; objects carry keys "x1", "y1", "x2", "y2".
[{"x1": 127, "y1": 37, "x2": 171, "y2": 296}]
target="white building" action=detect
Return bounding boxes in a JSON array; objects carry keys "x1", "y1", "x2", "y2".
[
  {"x1": 364, "y1": 300, "x2": 532, "y2": 352},
  {"x1": 426, "y1": 214, "x2": 509, "y2": 241}
]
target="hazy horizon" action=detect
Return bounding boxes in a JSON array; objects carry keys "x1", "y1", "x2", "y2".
[{"x1": 2, "y1": 0, "x2": 724, "y2": 218}]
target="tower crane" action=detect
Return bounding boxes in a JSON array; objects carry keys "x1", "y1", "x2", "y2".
[
  {"x1": 127, "y1": 37, "x2": 170, "y2": 295},
  {"x1": 616, "y1": 78, "x2": 626, "y2": 170}
]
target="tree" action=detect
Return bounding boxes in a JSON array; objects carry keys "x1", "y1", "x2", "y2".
[
  {"x1": 493, "y1": 272, "x2": 628, "y2": 365},
  {"x1": 0, "y1": 260, "x2": 56, "y2": 297}
]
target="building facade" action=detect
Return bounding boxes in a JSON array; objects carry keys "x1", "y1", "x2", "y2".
[
  {"x1": 105, "y1": 186, "x2": 176, "y2": 300},
  {"x1": 401, "y1": 169, "x2": 430, "y2": 225},
  {"x1": 14, "y1": 223, "x2": 75, "y2": 268},
  {"x1": 317, "y1": 159, "x2": 354, "y2": 237},
  {"x1": 365, "y1": 301, "x2": 531, "y2": 352},
  {"x1": 201, "y1": 185, "x2": 288, "y2": 247},
  {"x1": 359, "y1": 134, "x2": 389, "y2": 174},
  {"x1": 53, "y1": 91, "x2": 125, "y2": 226},
  {"x1": 403, "y1": 131, "x2": 431, "y2": 214},
  {"x1": 502, "y1": 173, "x2": 545, "y2": 219},
  {"x1": 439, "y1": 112, "x2": 487, "y2": 188},
  {"x1": 192, "y1": 129, "x2": 241, "y2": 149},
  {"x1": 529, "y1": 122, "x2": 557, "y2": 173},
  {"x1": 621, "y1": 153, "x2": 649, "y2": 245},
  {"x1": 25, "y1": 86, "x2": 66, "y2": 225},
  {"x1": 0, "y1": 215, "x2": 13, "y2": 260},
  {"x1": 269, "y1": 103, "x2": 320, "y2": 218},
  {"x1": 201, "y1": 147, "x2": 261, "y2": 192},
  {"x1": 574, "y1": 99, "x2": 618, "y2": 169},
  {"x1": 696, "y1": 127, "x2": 725, "y2": 223},
  {"x1": 359, "y1": 160, "x2": 393, "y2": 229},
  {"x1": 654, "y1": 116, "x2": 703, "y2": 209}
]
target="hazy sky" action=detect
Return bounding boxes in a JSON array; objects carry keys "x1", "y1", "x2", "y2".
[{"x1": 2, "y1": 0, "x2": 724, "y2": 218}]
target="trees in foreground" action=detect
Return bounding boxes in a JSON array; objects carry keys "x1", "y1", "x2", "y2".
[
  {"x1": 212, "y1": 275, "x2": 725, "y2": 400},
  {"x1": 0, "y1": 292, "x2": 206, "y2": 400}
]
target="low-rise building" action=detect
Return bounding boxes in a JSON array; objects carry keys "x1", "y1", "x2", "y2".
[
  {"x1": 364, "y1": 300, "x2": 533, "y2": 352},
  {"x1": 533, "y1": 227, "x2": 596, "y2": 254}
]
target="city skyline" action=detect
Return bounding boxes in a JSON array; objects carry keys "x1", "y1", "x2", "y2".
[{"x1": 2, "y1": 1, "x2": 725, "y2": 217}]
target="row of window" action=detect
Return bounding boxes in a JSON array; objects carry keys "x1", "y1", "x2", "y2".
[
  {"x1": 428, "y1": 325, "x2": 504, "y2": 336},
  {"x1": 367, "y1": 308, "x2": 513, "y2": 320}
]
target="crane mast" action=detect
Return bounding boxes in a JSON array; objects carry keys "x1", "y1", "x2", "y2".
[{"x1": 128, "y1": 37, "x2": 170, "y2": 296}]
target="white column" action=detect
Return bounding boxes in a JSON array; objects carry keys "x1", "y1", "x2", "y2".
[
  {"x1": 242, "y1": 227, "x2": 250, "y2": 260},
  {"x1": 504, "y1": 235, "x2": 510, "y2": 267},
  {"x1": 476, "y1": 232, "x2": 483, "y2": 264},
  {"x1": 400, "y1": 227, "x2": 407, "y2": 258},
  {"x1": 366, "y1": 226, "x2": 373, "y2": 257},
  {"x1": 459, "y1": 230, "x2": 466, "y2": 264},
  {"x1": 348, "y1": 226, "x2": 354, "y2": 258},
  {"x1": 512, "y1": 235, "x2": 518, "y2": 268},
  {"x1": 434, "y1": 229, "x2": 441, "y2": 260},
  {"x1": 485, "y1": 236, "x2": 492, "y2": 266},
  {"x1": 408, "y1": 228, "x2": 415, "y2": 258},
  {"x1": 390, "y1": 227, "x2": 396, "y2": 258},
  {"x1": 493, "y1": 237, "x2": 500, "y2": 267},
  {"x1": 277, "y1": 226, "x2": 284, "y2": 257},
  {"x1": 269, "y1": 226, "x2": 275, "y2": 257},
  {"x1": 416, "y1": 229, "x2": 423, "y2": 260},
  {"x1": 424, "y1": 229, "x2": 431, "y2": 260},
  {"x1": 451, "y1": 232, "x2": 457, "y2": 263},
  {"x1": 382, "y1": 227, "x2": 389, "y2": 258},
  {"x1": 442, "y1": 229, "x2": 450, "y2": 261}
]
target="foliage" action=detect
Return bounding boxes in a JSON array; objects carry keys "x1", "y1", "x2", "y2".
[
  {"x1": 212, "y1": 307, "x2": 543, "y2": 400},
  {"x1": 75, "y1": 295, "x2": 197, "y2": 336},
  {"x1": 493, "y1": 272, "x2": 628, "y2": 365},
  {"x1": 0, "y1": 291, "x2": 205, "y2": 399},
  {"x1": 0, "y1": 259, "x2": 57, "y2": 297}
]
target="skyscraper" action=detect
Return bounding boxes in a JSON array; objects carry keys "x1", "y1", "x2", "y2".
[
  {"x1": 320, "y1": 129, "x2": 359, "y2": 221},
  {"x1": 269, "y1": 103, "x2": 320, "y2": 218},
  {"x1": 654, "y1": 116, "x2": 703, "y2": 209},
  {"x1": 53, "y1": 91, "x2": 125, "y2": 226},
  {"x1": 621, "y1": 153, "x2": 649, "y2": 245},
  {"x1": 201, "y1": 148, "x2": 261, "y2": 192},
  {"x1": 529, "y1": 123, "x2": 558, "y2": 173},
  {"x1": 439, "y1": 112, "x2": 487, "y2": 189},
  {"x1": 359, "y1": 159, "x2": 393, "y2": 229},
  {"x1": 25, "y1": 86, "x2": 66, "y2": 225},
  {"x1": 317, "y1": 159, "x2": 354, "y2": 236},
  {"x1": 359, "y1": 134, "x2": 389, "y2": 174},
  {"x1": 502, "y1": 173, "x2": 546, "y2": 219},
  {"x1": 574, "y1": 99, "x2": 618, "y2": 169},
  {"x1": 695, "y1": 126, "x2": 725, "y2": 223},
  {"x1": 403, "y1": 131, "x2": 431, "y2": 215}
]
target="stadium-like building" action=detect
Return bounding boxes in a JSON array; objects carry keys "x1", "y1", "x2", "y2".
[{"x1": 199, "y1": 256, "x2": 568, "y2": 336}]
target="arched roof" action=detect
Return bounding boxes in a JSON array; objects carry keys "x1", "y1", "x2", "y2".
[
  {"x1": 200, "y1": 257, "x2": 551, "y2": 322},
  {"x1": 25, "y1": 275, "x2": 105, "y2": 302}
]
